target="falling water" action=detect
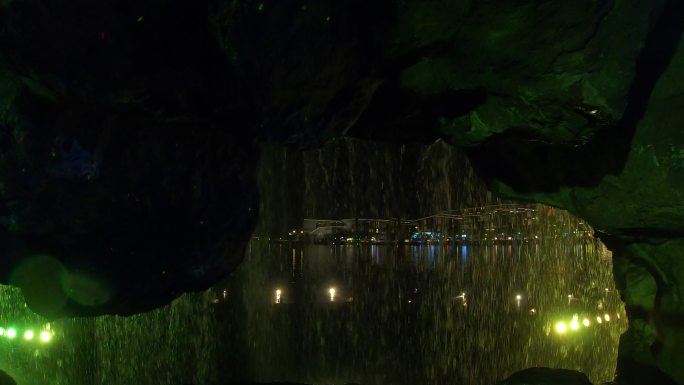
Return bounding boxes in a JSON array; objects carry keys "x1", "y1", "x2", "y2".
[
  {"x1": 0, "y1": 139, "x2": 624, "y2": 385},
  {"x1": 257, "y1": 138, "x2": 497, "y2": 236},
  {"x1": 239, "y1": 205, "x2": 625, "y2": 385}
]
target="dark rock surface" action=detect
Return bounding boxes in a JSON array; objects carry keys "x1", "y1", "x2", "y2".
[
  {"x1": 497, "y1": 367, "x2": 593, "y2": 385},
  {"x1": 184, "y1": 383, "x2": 361, "y2": 385},
  {"x1": 0, "y1": 0, "x2": 492, "y2": 317},
  {"x1": 1, "y1": 0, "x2": 684, "y2": 384},
  {"x1": 0, "y1": 370, "x2": 15, "y2": 385},
  {"x1": 448, "y1": 2, "x2": 684, "y2": 384},
  {"x1": 0, "y1": 0, "x2": 260, "y2": 317}
]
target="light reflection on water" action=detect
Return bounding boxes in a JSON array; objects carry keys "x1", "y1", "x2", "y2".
[
  {"x1": 243, "y1": 238, "x2": 626, "y2": 385},
  {"x1": 0, "y1": 211, "x2": 625, "y2": 385}
]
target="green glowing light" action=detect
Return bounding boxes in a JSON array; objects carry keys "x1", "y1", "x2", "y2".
[
  {"x1": 24, "y1": 330, "x2": 34, "y2": 340},
  {"x1": 0, "y1": 327, "x2": 4, "y2": 336},
  {"x1": 7, "y1": 329, "x2": 17, "y2": 339},
  {"x1": 582, "y1": 318, "x2": 590, "y2": 327},
  {"x1": 257, "y1": 3, "x2": 264, "y2": 12},
  {"x1": 39, "y1": 331, "x2": 52, "y2": 343},
  {"x1": 569, "y1": 319, "x2": 579, "y2": 330},
  {"x1": 325, "y1": 16, "x2": 331, "y2": 22},
  {"x1": 568, "y1": 314, "x2": 580, "y2": 330},
  {"x1": 554, "y1": 322, "x2": 567, "y2": 334},
  {"x1": 137, "y1": 16, "x2": 144, "y2": 22}
]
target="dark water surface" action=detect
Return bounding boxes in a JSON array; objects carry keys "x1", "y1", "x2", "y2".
[
  {"x1": 242, "y1": 240, "x2": 625, "y2": 385},
  {"x1": 0, "y1": 208, "x2": 625, "y2": 385}
]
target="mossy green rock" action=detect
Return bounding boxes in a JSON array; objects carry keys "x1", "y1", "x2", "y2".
[
  {"x1": 396, "y1": 0, "x2": 651, "y2": 144},
  {"x1": 452, "y1": 4, "x2": 684, "y2": 384}
]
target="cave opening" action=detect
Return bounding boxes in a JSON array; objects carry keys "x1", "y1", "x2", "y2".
[
  {"x1": 0, "y1": 0, "x2": 683, "y2": 384},
  {"x1": 0, "y1": 139, "x2": 626, "y2": 385}
]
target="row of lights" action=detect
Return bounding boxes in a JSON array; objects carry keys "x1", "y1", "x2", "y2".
[
  {"x1": 0, "y1": 327, "x2": 53, "y2": 343},
  {"x1": 274, "y1": 287, "x2": 338, "y2": 303},
  {"x1": 554, "y1": 313, "x2": 619, "y2": 334},
  {"x1": 272, "y1": 290, "x2": 618, "y2": 311}
]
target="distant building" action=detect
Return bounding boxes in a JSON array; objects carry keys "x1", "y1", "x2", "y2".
[{"x1": 309, "y1": 226, "x2": 351, "y2": 242}]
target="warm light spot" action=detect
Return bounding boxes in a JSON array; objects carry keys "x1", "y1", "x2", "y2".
[
  {"x1": 596, "y1": 316, "x2": 603, "y2": 324},
  {"x1": 275, "y1": 289, "x2": 282, "y2": 304},
  {"x1": 329, "y1": 287, "x2": 336, "y2": 302},
  {"x1": 604, "y1": 314, "x2": 611, "y2": 322},
  {"x1": 6, "y1": 329, "x2": 16, "y2": 339},
  {"x1": 570, "y1": 320, "x2": 579, "y2": 330},
  {"x1": 515, "y1": 294, "x2": 522, "y2": 300},
  {"x1": 583, "y1": 318, "x2": 590, "y2": 327},
  {"x1": 40, "y1": 331, "x2": 52, "y2": 343},
  {"x1": 23, "y1": 330, "x2": 34, "y2": 340},
  {"x1": 555, "y1": 322, "x2": 568, "y2": 334}
]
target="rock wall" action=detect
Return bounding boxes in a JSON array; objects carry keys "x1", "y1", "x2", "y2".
[{"x1": 444, "y1": 2, "x2": 684, "y2": 383}]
